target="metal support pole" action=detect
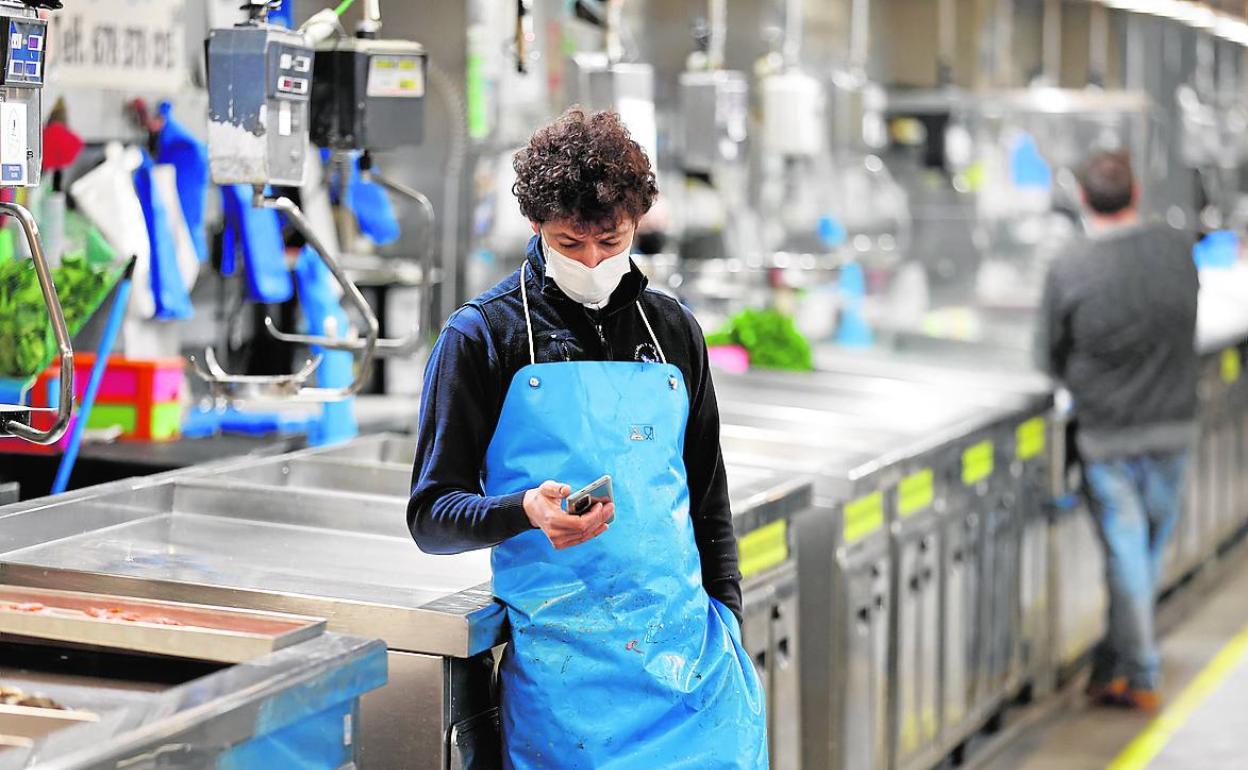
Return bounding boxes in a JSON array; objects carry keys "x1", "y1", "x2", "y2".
[
  {"x1": 783, "y1": 0, "x2": 803, "y2": 68},
  {"x1": 937, "y1": 0, "x2": 956, "y2": 85},
  {"x1": 995, "y1": 0, "x2": 1016, "y2": 88},
  {"x1": 849, "y1": 0, "x2": 870, "y2": 73},
  {"x1": 1042, "y1": 0, "x2": 1062, "y2": 85},
  {"x1": 1089, "y1": 1, "x2": 1108, "y2": 87},
  {"x1": 708, "y1": 0, "x2": 726, "y2": 71}
]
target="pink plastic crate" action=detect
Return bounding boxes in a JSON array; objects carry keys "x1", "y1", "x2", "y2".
[{"x1": 32, "y1": 355, "x2": 183, "y2": 407}]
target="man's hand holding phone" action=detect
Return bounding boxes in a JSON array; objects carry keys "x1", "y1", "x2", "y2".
[{"x1": 523, "y1": 479, "x2": 613, "y2": 550}]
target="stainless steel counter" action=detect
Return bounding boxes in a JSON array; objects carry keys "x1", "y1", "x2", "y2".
[
  {"x1": 0, "y1": 631, "x2": 385, "y2": 770},
  {"x1": 0, "y1": 479, "x2": 498, "y2": 658}
]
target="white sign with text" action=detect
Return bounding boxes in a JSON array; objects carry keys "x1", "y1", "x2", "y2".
[{"x1": 46, "y1": 0, "x2": 188, "y2": 92}]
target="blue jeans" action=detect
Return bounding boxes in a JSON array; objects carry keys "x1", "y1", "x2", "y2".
[{"x1": 1083, "y1": 450, "x2": 1189, "y2": 690}]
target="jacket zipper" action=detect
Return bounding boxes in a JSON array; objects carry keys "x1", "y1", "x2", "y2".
[{"x1": 586, "y1": 309, "x2": 611, "y2": 360}]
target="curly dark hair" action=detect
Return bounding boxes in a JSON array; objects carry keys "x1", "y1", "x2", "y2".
[{"x1": 512, "y1": 108, "x2": 658, "y2": 230}]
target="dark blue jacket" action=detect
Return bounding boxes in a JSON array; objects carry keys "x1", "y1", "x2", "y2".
[{"x1": 408, "y1": 236, "x2": 742, "y2": 619}]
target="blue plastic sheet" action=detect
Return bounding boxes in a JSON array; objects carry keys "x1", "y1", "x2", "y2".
[
  {"x1": 218, "y1": 641, "x2": 386, "y2": 770},
  {"x1": 1009, "y1": 132, "x2": 1053, "y2": 191},
  {"x1": 156, "y1": 102, "x2": 210, "y2": 262},
  {"x1": 480, "y1": 337, "x2": 768, "y2": 768},
  {"x1": 218, "y1": 704, "x2": 353, "y2": 770},
  {"x1": 326, "y1": 152, "x2": 401, "y2": 246},
  {"x1": 835, "y1": 260, "x2": 874, "y2": 348},
  {"x1": 221, "y1": 185, "x2": 294, "y2": 303},
  {"x1": 1194, "y1": 230, "x2": 1239, "y2": 270},
  {"x1": 134, "y1": 149, "x2": 193, "y2": 320},
  {"x1": 295, "y1": 245, "x2": 358, "y2": 446}
]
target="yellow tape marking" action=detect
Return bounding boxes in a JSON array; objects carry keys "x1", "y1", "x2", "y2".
[
  {"x1": 1221, "y1": 348, "x2": 1241, "y2": 385},
  {"x1": 898, "y1": 469, "x2": 934, "y2": 518},
  {"x1": 738, "y1": 520, "x2": 788, "y2": 579},
  {"x1": 844, "y1": 492, "x2": 884, "y2": 545},
  {"x1": 962, "y1": 440, "x2": 994, "y2": 486},
  {"x1": 1106, "y1": 622, "x2": 1248, "y2": 770},
  {"x1": 1016, "y1": 417, "x2": 1047, "y2": 462}
]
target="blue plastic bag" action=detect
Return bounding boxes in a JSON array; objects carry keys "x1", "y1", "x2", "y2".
[
  {"x1": 134, "y1": 149, "x2": 194, "y2": 320},
  {"x1": 156, "y1": 102, "x2": 210, "y2": 263}
]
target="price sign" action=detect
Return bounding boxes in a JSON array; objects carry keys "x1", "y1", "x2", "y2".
[{"x1": 47, "y1": 0, "x2": 187, "y2": 93}]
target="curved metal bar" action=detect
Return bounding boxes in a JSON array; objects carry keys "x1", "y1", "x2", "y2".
[
  {"x1": 262, "y1": 168, "x2": 436, "y2": 359},
  {"x1": 189, "y1": 348, "x2": 323, "y2": 402},
  {"x1": 0, "y1": 202, "x2": 73, "y2": 445},
  {"x1": 263, "y1": 317, "x2": 426, "y2": 355},
  {"x1": 259, "y1": 194, "x2": 379, "y2": 393},
  {"x1": 190, "y1": 193, "x2": 380, "y2": 402},
  {"x1": 360, "y1": 168, "x2": 437, "y2": 356},
  {"x1": 362, "y1": 169, "x2": 437, "y2": 262}
]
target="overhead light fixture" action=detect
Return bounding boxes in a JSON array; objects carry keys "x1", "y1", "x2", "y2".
[
  {"x1": 1214, "y1": 15, "x2": 1243, "y2": 40},
  {"x1": 1094, "y1": 0, "x2": 1248, "y2": 47},
  {"x1": 1185, "y1": 4, "x2": 1217, "y2": 29}
]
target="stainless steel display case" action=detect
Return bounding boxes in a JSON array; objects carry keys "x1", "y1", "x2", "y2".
[
  {"x1": 716, "y1": 365, "x2": 1053, "y2": 770},
  {"x1": 0, "y1": 630, "x2": 385, "y2": 769},
  {"x1": 0, "y1": 475, "x2": 500, "y2": 770}
]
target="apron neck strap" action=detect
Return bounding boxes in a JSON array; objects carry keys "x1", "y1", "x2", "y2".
[{"x1": 519, "y1": 262, "x2": 667, "y2": 366}]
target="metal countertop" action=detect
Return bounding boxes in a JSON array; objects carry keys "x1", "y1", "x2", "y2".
[{"x1": 0, "y1": 434, "x2": 814, "y2": 660}]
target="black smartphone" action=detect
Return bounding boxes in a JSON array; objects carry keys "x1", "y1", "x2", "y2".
[{"x1": 567, "y1": 474, "x2": 613, "y2": 516}]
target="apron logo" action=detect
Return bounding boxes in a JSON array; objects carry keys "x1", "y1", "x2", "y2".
[
  {"x1": 634, "y1": 342, "x2": 660, "y2": 363},
  {"x1": 630, "y1": 425, "x2": 655, "y2": 442}
]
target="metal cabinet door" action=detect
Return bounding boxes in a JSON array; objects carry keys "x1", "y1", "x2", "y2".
[
  {"x1": 839, "y1": 557, "x2": 891, "y2": 770},
  {"x1": 1018, "y1": 509, "x2": 1049, "y2": 680},
  {"x1": 917, "y1": 533, "x2": 940, "y2": 756},
  {"x1": 1014, "y1": 453, "x2": 1053, "y2": 689},
  {"x1": 1073, "y1": 504, "x2": 1108, "y2": 663},
  {"x1": 893, "y1": 531, "x2": 940, "y2": 769},
  {"x1": 983, "y1": 499, "x2": 1021, "y2": 700},
  {"x1": 942, "y1": 512, "x2": 978, "y2": 733},
  {"x1": 1199, "y1": 423, "x2": 1218, "y2": 558},
  {"x1": 1053, "y1": 504, "x2": 1100, "y2": 670},
  {"x1": 741, "y1": 579, "x2": 775, "y2": 738},
  {"x1": 1175, "y1": 453, "x2": 1201, "y2": 586},
  {"x1": 770, "y1": 570, "x2": 802, "y2": 770},
  {"x1": 978, "y1": 504, "x2": 1005, "y2": 703},
  {"x1": 1239, "y1": 411, "x2": 1248, "y2": 530},
  {"x1": 894, "y1": 534, "x2": 922, "y2": 763},
  {"x1": 1218, "y1": 422, "x2": 1238, "y2": 540}
]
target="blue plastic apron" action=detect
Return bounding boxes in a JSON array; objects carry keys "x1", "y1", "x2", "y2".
[{"x1": 482, "y1": 265, "x2": 768, "y2": 770}]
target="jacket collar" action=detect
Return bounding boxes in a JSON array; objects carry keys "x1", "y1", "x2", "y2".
[{"x1": 524, "y1": 235, "x2": 649, "y2": 317}]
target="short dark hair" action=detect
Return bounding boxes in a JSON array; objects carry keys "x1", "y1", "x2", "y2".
[
  {"x1": 1079, "y1": 151, "x2": 1135, "y2": 215},
  {"x1": 512, "y1": 108, "x2": 658, "y2": 230}
]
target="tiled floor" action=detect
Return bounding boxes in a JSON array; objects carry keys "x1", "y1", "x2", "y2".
[{"x1": 984, "y1": 553, "x2": 1248, "y2": 770}]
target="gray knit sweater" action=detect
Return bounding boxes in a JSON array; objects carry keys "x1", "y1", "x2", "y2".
[{"x1": 1037, "y1": 222, "x2": 1199, "y2": 461}]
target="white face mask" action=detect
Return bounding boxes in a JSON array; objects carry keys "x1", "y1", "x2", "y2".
[{"x1": 542, "y1": 237, "x2": 633, "y2": 309}]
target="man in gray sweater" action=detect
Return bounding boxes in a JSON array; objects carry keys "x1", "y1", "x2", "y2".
[{"x1": 1038, "y1": 151, "x2": 1198, "y2": 712}]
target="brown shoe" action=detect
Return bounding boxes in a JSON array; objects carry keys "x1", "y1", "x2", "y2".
[
  {"x1": 1121, "y1": 688, "x2": 1162, "y2": 713},
  {"x1": 1087, "y1": 677, "x2": 1128, "y2": 705}
]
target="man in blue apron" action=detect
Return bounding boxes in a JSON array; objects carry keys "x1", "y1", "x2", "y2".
[{"x1": 409, "y1": 109, "x2": 768, "y2": 768}]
